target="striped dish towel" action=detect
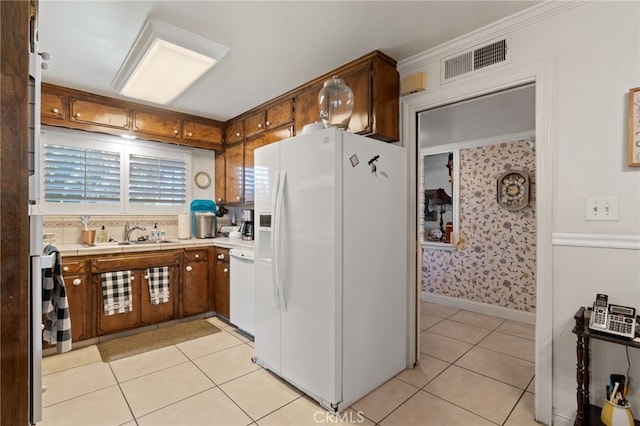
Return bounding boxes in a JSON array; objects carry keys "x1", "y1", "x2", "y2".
[
  {"x1": 147, "y1": 266, "x2": 170, "y2": 305},
  {"x1": 101, "y1": 271, "x2": 132, "y2": 315}
]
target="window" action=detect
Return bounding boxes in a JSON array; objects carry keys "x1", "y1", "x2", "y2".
[
  {"x1": 129, "y1": 154, "x2": 186, "y2": 206},
  {"x1": 40, "y1": 128, "x2": 191, "y2": 214},
  {"x1": 44, "y1": 144, "x2": 121, "y2": 204}
]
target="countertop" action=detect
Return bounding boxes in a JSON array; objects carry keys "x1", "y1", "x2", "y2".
[{"x1": 54, "y1": 237, "x2": 254, "y2": 258}]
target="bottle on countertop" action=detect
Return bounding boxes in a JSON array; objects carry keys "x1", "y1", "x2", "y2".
[
  {"x1": 151, "y1": 223, "x2": 160, "y2": 241},
  {"x1": 160, "y1": 227, "x2": 166, "y2": 240},
  {"x1": 98, "y1": 225, "x2": 108, "y2": 243}
]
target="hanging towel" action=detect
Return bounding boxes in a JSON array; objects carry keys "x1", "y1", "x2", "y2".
[
  {"x1": 147, "y1": 266, "x2": 170, "y2": 305},
  {"x1": 42, "y1": 245, "x2": 72, "y2": 353},
  {"x1": 101, "y1": 271, "x2": 133, "y2": 315}
]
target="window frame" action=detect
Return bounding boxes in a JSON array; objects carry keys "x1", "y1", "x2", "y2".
[{"x1": 39, "y1": 127, "x2": 192, "y2": 215}]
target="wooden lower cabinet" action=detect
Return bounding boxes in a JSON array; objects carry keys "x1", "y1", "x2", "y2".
[
  {"x1": 183, "y1": 248, "x2": 210, "y2": 317},
  {"x1": 91, "y1": 251, "x2": 180, "y2": 336},
  {"x1": 214, "y1": 247, "x2": 230, "y2": 319}
]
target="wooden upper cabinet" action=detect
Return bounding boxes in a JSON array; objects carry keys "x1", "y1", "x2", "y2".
[
  {"x1": 132, "y1": 109, "x2": 181, "y2": 139},
  {"x1": 243, "y1": 110, "x2": 266, "y2": 139},
  {"x1": 265, "y1": 126, "x2": 293, "y2": 144},
  {"x1": 41, "y1": 91, "x2": 65, "y2": 121},
  {"x1": 225, "y1": 120, "x2": 244, "y2": 145},
  {"x1": 69, "y1": 97, "x2": 129, "y2": 130},
  {"x1": 293, "y1": 50, "x2": 399, "y2": 142},
  {"x1": 183, "y1": 119, "x2": 223, "y2": 148},
  {"x1": 293, "y1": 85, "x2": 323, "y2": 135},
  {"x1": 224, "y1": 142, "x2": 244, "y2": 203},
  {"x1": 215, "y1": 152, "x2": 226, "y2": 204},
  {"x1": 266, "y1": 98, "x2": 294, "y2": 129},
  {"x1": 243, "y1": 136, "x2": 271, "y2": 203}
]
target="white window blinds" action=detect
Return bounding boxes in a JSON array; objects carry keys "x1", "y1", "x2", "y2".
[
  {"x1": 43, "y1": 144, "x2": 120, "y2": 203},
  {"x1": 129, "y1": 154, "x2": 187, "y2": 205}
]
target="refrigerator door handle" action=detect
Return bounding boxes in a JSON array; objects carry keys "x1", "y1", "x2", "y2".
[{"x1": 273, "y1": 170, "x2": 287, "y2": 312}]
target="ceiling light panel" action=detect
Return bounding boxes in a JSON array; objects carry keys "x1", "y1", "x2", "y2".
[{"x1": 112, "y1": 17, "x2": 229, "y2": 105}]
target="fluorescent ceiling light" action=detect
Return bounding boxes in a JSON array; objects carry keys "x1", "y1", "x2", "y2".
[{"x1": 112, "y1": 17, "x2": 229, "y2": 105}]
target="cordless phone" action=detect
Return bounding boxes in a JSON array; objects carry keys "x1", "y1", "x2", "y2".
[{"x1": 589, "y1": 293, "x2": 637, "y2": 339}]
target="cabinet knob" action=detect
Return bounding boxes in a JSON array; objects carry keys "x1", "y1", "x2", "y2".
[
  {"x1": 194, "y1": 254, "x2": 199, "y2": 259},
  {"x1": 72, "y1": 278, "x2": 81, "y2": 286},
  {"x1": 258, "y1": 123, "x2": 263, "y2": 129},
  {"x1": 236, "y1": 132, "x2": 241, "y2": 137},
  {"x1": 62, "y1": 266, "x2": 69, "y2": 272},
  {"x1": 173, "y1": 129, "x2": 179, "y2": 135},
  {"x1": 266, "y1": 120, "x2": 271, "y2": 126},
  {"x1": 187, "y1": 132, "x2": 193, "y2": 137},
  {"x1": 223, "y1": 267, "x2": 228, "y2": 273},
  {"x1": 73, "y1": 112, "x2": 81, "y2": 118},
  {"x1": 186, "y1": 265, "x2": 192, "y2": 272},
  {"x1": 236, "y1": 196, "x2": 240, "y2": 201},
  {"x1": 52, "y1": 108, "x2": 59, "y2": 114},
  {"x1": 144, "y1": 275, "x2": 148, "y2": 279},
  {"x1": 217, "y1": 254, "x2": 224, "y2": 260},
  {"x1": 130, "y1": 276, "x2": 135, "y2": 281}
]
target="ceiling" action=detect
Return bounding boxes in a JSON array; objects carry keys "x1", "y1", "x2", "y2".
[{"x1": 37, "y1": 1, "x2": 540, "y2": 122}]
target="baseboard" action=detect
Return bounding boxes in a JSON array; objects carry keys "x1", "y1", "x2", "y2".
[
  {"x1": 420, "y1": 292, "x2": 536, "y2": 325},
  {"x1": 552, "y1": 408, "x2": 576, "y2": 426}
]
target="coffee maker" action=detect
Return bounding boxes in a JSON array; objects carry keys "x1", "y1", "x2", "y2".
[{"x1": 240, "y1": 209, "x2": 254, "y2": 240}]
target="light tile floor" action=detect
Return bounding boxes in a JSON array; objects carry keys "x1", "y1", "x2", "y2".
[{"x1": 39, "y1": 301, "x2": 540, "y2": 425}]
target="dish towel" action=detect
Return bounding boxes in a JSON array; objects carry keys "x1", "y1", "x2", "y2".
[
  {"x1": 42, "y1": 245, "x2": 72, "y2": 353},
  {"x1": 147, "y1": 266, "x2": 170, "y2": 305},
  {"x1": 101, "y1": 271, "x2": 133, "y2": 315}
]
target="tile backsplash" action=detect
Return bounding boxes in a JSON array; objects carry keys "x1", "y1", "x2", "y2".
[{"x1": 43, "y1": 215, "x2": 179, "y2": 245}]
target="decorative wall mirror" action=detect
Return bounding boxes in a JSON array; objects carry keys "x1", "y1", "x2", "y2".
[{"x1": 419, "y1": 148, "x2": 459, "y2": 250}]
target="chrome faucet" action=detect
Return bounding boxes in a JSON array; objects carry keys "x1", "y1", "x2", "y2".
[{"x1": 123, "y1": 222, "x2": 146, "y2": 242}]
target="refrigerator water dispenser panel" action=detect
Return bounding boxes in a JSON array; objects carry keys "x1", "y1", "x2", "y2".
[{"x1": 259, "y1": 214, "x2": 272, "y2": 228}]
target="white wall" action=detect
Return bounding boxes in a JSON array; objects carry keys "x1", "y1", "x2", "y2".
[{"x1": 399, "y1": 1, "x2": 640, "y2": 424}]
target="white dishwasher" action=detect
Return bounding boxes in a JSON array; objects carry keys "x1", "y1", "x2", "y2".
[{"x1": 229, "y1": 247, "x2": 255, "y2": 336}]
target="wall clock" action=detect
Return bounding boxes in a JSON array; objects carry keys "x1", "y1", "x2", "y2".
[
  {"x1": 497, "y1": 170, "x2": 530, "y2": 210},
  {"x1": 194, "y1": 171, "x2": 211, "y2": 189}
]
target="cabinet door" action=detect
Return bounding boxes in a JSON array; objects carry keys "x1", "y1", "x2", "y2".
[
  {"x1": 140, "y1": 267, "x2": 177, "y2": 325},
  {"x1": 183, "y1": 119, "x2": 223, "y2": 149},
  {"x1": 243, "y1": 136, "x2": 271, "y2": 204},
  {"x1": 214, "y1": 248, "x2": 230, "y2": 319},
  {"x1": 132, "y1": 110, "x2": 181, "y2": 139},
  {"x1": 97, "y1": 272, "x2": 140, "y2": 335},
  {"x1": 69, "y1": 97, "x2": 129, "y2": 130},
  {"x1": 243, "y1": 110, "x2": 266, "y2": 139},
  {"x1": 65, "y1": 272, "x2": 92, "y2": 342},
  {"x1": 293, "y1": 84, "x2": 322, "y2": 135},
  {"x1": 225, "y1": 120, "x2": 244, "y2": 144},
  {"x1": 224, "y1": 142, "x2": 244, "y2": 204},
  {"x1": 41, "y1": 91, "x2": 65, "y2": 121},
  {"x1": 342, "y1": 64, "x2": 371, "y2": 135},
  {"x1": 266, "y1": 98, "x2": 293, "y2": 129},
  {"x1": 184, "y1": 260, "x2": 209, "y2": 316},
  {"x1": 265, "y1": 126, "x2": 293, "y2": 145},
  {"x1": 215, "y1": 152, "x2": 225, "y2": 204}
]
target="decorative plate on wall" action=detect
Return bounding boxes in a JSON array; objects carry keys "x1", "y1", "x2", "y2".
[
  {"x1": 497, "y1": 170, "x2": 530, "y2": 210},
  {"x1": 194, "y1": 171, "x2": 211, "y2": 189}
]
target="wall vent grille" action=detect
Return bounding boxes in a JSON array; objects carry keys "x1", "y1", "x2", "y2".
[{"x1": 441, "y1": 37, "x2": 510, "y2": 83}]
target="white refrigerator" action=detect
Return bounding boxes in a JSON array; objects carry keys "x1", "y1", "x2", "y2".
[{"x1": 253, "y1": 128, "x2": 407, "y2": 413}]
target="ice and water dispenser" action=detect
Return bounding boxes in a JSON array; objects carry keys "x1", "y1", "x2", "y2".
[{"x1": 191, "y1": 199, "x2": 217, "y2": 238}]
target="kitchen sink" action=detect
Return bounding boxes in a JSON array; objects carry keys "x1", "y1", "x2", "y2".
[{"x1": 116, "y1": 240, "x2": 179, "y2": 245}]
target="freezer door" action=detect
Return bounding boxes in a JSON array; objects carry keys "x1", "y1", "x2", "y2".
[
  {"x1": 277, "y1": 130, "x2": 341, "y2": 406},
  {"x1": 254, "y1": 142, "x2": 282, "y2": 373}
]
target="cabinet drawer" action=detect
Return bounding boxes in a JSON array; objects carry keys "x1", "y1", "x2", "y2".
[
  {"x1": 243, "y1": 111, "x2": 266, "y2": 138},
  {"x1": 41, "y1": 92, "x2": 65, "y2": 121},
  {"x1": 133, "y1": 110, "x2": 181, "y2": 139},
  {"x1": 185, "y1": 248, "x2": 208, "y2": 262},
  {"x1": 91, "y1": 251, "x2": 181, "y2": 273},
  {"x1": 61, "y1": 259, "x2": 87, "y2": 274},
  {"x1": 215, "y1": 247, "x2": 229, "y2": 263},
  {"x1": 69, "y1": 98, "x2": 129, "y2": 130},
  {"x1": 267, "y1": 98, "x2": 293, "y2": 129},
  {"x1": 183, "y1": 120, "x2": 223, "y2": 147},
  {"x1": 225, "y1": 120, "x2": 244, "y2": 144}
]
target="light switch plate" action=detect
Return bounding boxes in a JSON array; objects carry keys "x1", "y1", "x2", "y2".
[{"x1": 586, "y1": 196, "x2": 619, "y2": 221}]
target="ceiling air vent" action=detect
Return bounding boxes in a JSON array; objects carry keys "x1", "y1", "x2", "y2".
[{"x1": 441, "y1": 37, "x2": 510, "y2": 83}]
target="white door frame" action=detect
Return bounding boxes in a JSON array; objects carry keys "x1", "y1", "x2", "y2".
[{"x1": 402, "y1": 58, "x2": 554, "y2": 425}]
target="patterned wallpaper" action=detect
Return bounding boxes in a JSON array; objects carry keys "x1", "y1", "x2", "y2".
[{"x1": 422, "y1": 138, "x2": 537, "y2": 312}]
